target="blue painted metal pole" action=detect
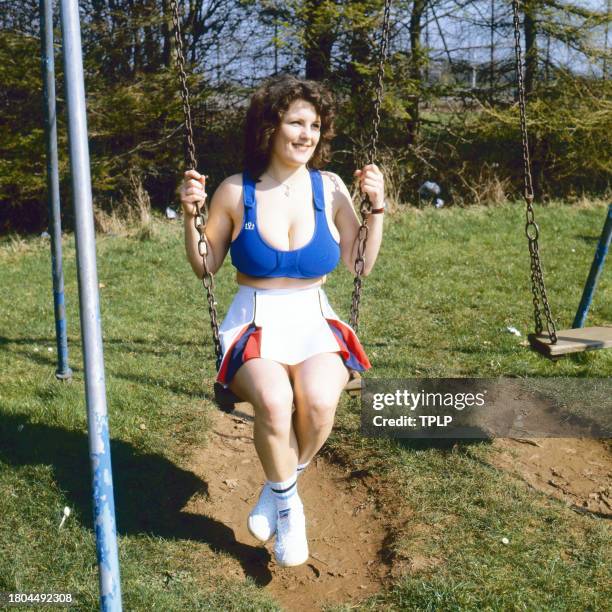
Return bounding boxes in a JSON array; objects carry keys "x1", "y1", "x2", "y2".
[
  {"x1": 59, "y1": 1, "x2": 123, "y2": 610},
  {"x1": 573, "y1": 204, "x2": 612, "y2": 328},
  {"x1": 40, "y1": 0, "x2": 72, "y2": 381}
]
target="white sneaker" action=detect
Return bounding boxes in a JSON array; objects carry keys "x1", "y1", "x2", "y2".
[
  {"x1": 247, "y1": 483, "x2": 277, "y2": 542},
  {"x1": 274, "y1": 501, "x2": 309, "y2": 567}
]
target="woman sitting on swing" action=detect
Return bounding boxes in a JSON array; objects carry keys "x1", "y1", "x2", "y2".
[{"x1": 179, "y1": 74, "x2": 385, "y2": 567}]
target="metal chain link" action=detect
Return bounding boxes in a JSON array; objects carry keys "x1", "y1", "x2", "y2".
[
  {"x1": 170, "y1": 0, "x2": 223, "y2": 367},
  {"x1": 349, "y1": 0, "x2": 392, "y2": 332},
  {"x1": 511, "y1": 0, "x2": 557, "y2": 343}
]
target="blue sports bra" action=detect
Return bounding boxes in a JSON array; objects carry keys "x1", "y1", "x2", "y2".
[{"x1": 230, "y1": 169, "x2": 341, "y2": 279}]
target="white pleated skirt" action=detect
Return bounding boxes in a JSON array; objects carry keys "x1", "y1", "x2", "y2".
[{"x1": 216, "y1": 284, "x2": 371, "y2": 387}]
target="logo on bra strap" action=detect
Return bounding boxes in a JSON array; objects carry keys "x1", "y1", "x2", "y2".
[{"x1": 244, "y1": 221, "x2": 255, "y2": 230}]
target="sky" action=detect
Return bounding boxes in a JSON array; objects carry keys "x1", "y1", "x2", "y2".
[{"x1": 212, "y1": 0, "x2": 610, "y2": 85}]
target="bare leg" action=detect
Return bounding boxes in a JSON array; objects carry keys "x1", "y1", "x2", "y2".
[
  {"x1": 229, "y1": 359, "x2": 298, "y2": 482},
  {"x1": 290, "y1": 353, "x2": 349, "y2": 465}
]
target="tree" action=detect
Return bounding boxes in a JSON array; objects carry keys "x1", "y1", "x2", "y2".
[
  {"x1": 407, "y1": 0, "x2": 427, "y2": 143},
  {"x1": 303, "y1": 0, "x2": 337, "y2": 79}
]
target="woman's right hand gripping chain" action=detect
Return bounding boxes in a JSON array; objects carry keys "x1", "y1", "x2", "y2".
[{"x1": 179, "y1": 169, "x2": 207, "y2": 217}]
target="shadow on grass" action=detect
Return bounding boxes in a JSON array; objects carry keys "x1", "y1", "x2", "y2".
[
  {"x1": 0, "y1": 333, "x2": 202, "y2": 355},
  {"x1": 0, "y1": 335, "x2": 215, "y2": 400},
  {"x1": 575, "y1": 234, "x2": 600, "y2": 244},
  {"x1": 0, "y1": 412, "x2": 273, "y2": 585}
]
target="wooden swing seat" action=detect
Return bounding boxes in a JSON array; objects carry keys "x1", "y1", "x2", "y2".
[
  {"x1": 528, "y1": 326, "x2": 612, "y2": 359},
  {"x1": 214, "y1": 371, "x2": 362, "y2": 413}
]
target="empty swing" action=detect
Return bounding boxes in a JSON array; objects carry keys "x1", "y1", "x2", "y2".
[{"x1": 510, "y1": 0, "x2": 611, "y2": 359}]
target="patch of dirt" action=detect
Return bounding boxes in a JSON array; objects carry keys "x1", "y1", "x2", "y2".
[
  {"x1": 180, "y1": 393, "x2": 611, "y2": 610},
  {"x1": 183, "y1": 404, "x2": 397, "y2": 611},
  {"x1": 488, "y1": 437, "x2": 612, "y2": 518},
  {"x1": 452, "y1": 378, "x2": 612, "y2": 519}
]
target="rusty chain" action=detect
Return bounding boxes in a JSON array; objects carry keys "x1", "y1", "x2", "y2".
[
  {"x1": 170, "y1": 0, "x2": 223, "y2": 368},
  {"x1": 171, "y1": 0, "x2": 391, "y2": 350},
  {"x1": 511, "y1": 0, "x2": 557, "y2": 343},
  {"x1": 349, "y1": 0, "x2": 392, "y2": 332}
]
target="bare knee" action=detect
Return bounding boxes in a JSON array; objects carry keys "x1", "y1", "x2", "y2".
[
  {"x1": 297, "y1": 391, "x2": 338, "y2": 433},
  {"x1": 254, "y1": 386, "x2": 294, "y2": 436}
]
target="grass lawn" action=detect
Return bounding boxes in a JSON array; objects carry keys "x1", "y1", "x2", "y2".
[{"x1": 1, "y1": 200, "x2": 610, "y2": 610}]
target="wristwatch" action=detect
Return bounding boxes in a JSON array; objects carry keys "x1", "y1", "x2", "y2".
[{"x1": 370, "y1": 201, "x2": 386, "y2": 214}]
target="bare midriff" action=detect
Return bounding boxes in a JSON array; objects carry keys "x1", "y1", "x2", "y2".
[{"x1": 235, "y1": 271, "x2": 326, "y2": 290}]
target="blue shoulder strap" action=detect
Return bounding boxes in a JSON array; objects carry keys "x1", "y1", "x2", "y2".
[
  {"x1": 242, "y1": 171, "x2": 256, "y2": 212},
  {"x1": 309, "y1": 169, "x2": 325, "y2": 211}
]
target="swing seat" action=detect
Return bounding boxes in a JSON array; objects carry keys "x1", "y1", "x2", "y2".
[
  {"x1": 344, "y1": 370, "x2": 363, "y2": 397},
  {"x1": 214, "y1": 383, "x2": 247, "y2": 413},
  {"x1": 214, "y1": 370, "x2": 363, "y2": 412},
  {"x1": 528, "y1": 326, "x2": 612, "y2": 359}
]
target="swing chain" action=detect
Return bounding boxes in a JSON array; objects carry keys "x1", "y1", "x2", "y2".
[
  {"x1": 350, "y1": 0, "x2": 392, "y2": 332},
  {"x1": 170, "y1": 0, "x2": 197, "y2": 171},
  {"x1": 511, "y1": 0, "x2": 557, "y2": 343},
  {"x1": 367, "y1": 0, "x2": 392, "y2": 165},
  {"x1": 171, "y1": 0, "x2": 223, "y2": 367}
]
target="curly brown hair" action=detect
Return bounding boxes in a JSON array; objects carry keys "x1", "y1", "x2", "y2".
[{"x1": 243, "y1": 75, "x2": 336, "y2": 179}]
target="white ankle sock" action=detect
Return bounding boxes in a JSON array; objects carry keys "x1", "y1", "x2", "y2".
[
  {"x1": 296, "y1": 461, "x2": 310, "y2": 477},
  {"x1": 269, "y1": 474, "x2": 298, "y2": 514}
]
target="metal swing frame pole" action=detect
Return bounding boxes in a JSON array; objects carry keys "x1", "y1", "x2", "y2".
[
  {"x1": 59, "y1": 1, "x2": 122, "y2": 609},
  {"x1": 40, "y1": 0, "x2": 72, "y2": 380},
  {"x1": 572, "y1": 204, "x2": 612, "y2": 328}
]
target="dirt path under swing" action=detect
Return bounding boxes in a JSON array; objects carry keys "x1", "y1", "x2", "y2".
[
  {"x1": 183, "y1": 403, "x2": 395, "y2": 611},
  {"x1": 182, "y1": 403, "x2": 612, "y2": 611}
]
